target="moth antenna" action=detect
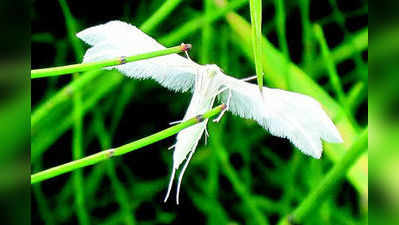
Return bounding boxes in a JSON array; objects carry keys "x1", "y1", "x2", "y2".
[
  {"x1": 213, "y1": 89, "x2": 232, "y2": 123},
  {"x1": 184, "y1": 51, "x2": 192, "y2": 61},
  {"x1": 176, "y1": 149, "x2": 196, "y2": 205},
  {"x1": 241, "y1": 75, "x2": 257, "y2": 82},
  {"x1": 215, "y1": 86, "x2": 229, "y2": 97},
  {"x1": 204, "y1": 127, "x2": 209, "y2": 145},
  {"x1": 164, "y1": 167, "x2": 176, "y2": 203}
]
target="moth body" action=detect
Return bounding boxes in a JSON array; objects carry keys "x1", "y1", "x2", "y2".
[{"x1": 166, "y1": 65, "x2": 224, "y2": 203}]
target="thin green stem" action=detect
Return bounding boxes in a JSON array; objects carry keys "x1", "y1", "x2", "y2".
[
  {"x1": 249, "y1": 0, "x2": 264, "y2": 92},
  {"x1": 211, "y1": 125, "x2": 269, "y2": 225},
  {"x1": 159, "y1": 0, "x2": 248, "y2": 45},
  {"x1": 32, "y1": 72, "x2": 123, "y2": 162},
  {"x1": 310, "y1": 27, "x2": 368, "y2": 78},
  {"x1": 72, "y1": 73, "x2": 90, "y2": 225},
  {"x1": 31, "y1": 104, "x2": 226, "y2": 184},
  {"x1": 200, "y1": 0, "x2": 214, "y2": 64},
  {"x1": 278, "y1": 127, "x2": 368, "y2": 225},
  {"x1": 31, "y1": 70, "x2": 100, "y2": 130},
  {"x1": 58, "y1": 0, "x2": 84, "y2": 61},
  {"x1": 58, "y1": 1, "x2": 91, "y2": 222},
  {"x1": 93, "y1": 111, "x2": 136, "y2": 225},
  {"x1": 347, "y1": 81, "x2": 367, "y2": 113},
  {"x1": 274, "y1": 0, "x2": 290, "y2": 88},
  {"x1": 275, "y1": 0, "x2": 289, "y2": 59},
  {"x1": 31, "y1": 44, "x2": 191, "y2": 78},
  {"x1": 32, "y1": 162, "x2": 56, "y2": 225},
  {"x1": 140, "y1": 0, "x2": 183, "y2": 32},
  {"x1": 299, "y1": 0, "x2": 313, "y2": 72},
  {"x1": 313, "y1": 24, "x2": 346, "y2": 106}
]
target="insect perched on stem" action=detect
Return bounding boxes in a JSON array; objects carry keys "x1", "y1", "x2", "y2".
[{"x1": 77, "y1": 20, "x2": 343, "y2": 204}]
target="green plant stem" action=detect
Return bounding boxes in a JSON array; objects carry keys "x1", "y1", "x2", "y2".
[
  {"x1": 72, "y1": 73, "x2": 90, "y2": 225},
  {"x1": 200, "y1": 0, "x2": 214, "y2": 64},
  {"x1": 93, "y1": 111, "x2": 136, "y2": 225},
  {"x1": 275, "y1": 0, "x2": 289, "y2": 59},
  {"x1": 31, "y1": 104, "x2": 226, "y2": 184},
  {"x1": 140, "y1": 0, "x2": 183, "y2": 32},
  {"x1": 211, "y1": 124, "x2": 269, "y2": 225},
  {"x1": 274, "y1": 0, "x2": 290, "y2": 88},
  {"x1": 31, "y1": 70, "x2": 100, "y2": 132},
  {"x1": 32, "y1": 162, "x2": 56, "y2": 225},
  {"x1": 32, "y1": 72, "x2": 123, "y2": 161},
  {"x1": 31, "y1": 44, "x2": 191, "y2": 78},
  {"x1": 278, "y1": 127, "x2": 368, "y2": 225},
  {"x1": 249, "y1": 0, "x2": 264, "y2": 92},
  {"x1": 347, "y1": 81, "x2": 367, "y2": 113},
  {"x1": 311, "y1": 28, "x2": 368, "y2": 78},
  {"x1": 159, "y1": 0, "x2": 247, "y2": 44},
  {"x1": 299, "y1": 0, "x2": 313, "y2": 72},
  {"x1": 313, "y1": 24, "x2": 346, "y2": 106},
  {"x1": 59, "y1": 0, "x2": 91, "y2": 223},
  {"x1": 58, "y1": 0, "x2": 84, "y2": 61}
]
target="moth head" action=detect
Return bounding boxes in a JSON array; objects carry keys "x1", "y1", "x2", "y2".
[{"x1": 205, "y1": 64, "x2": 222, "y2": 77}]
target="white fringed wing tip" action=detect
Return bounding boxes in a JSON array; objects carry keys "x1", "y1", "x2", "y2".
[
  {"x1": 76, "y1": 20, "x2": 199, "y2": 92},
  {"x1": 218, "y1": 74, "x2": 343, "y2": 159}
]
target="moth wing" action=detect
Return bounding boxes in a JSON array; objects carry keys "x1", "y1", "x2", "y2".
[
  {"x1": 218, "y1": 74, "x2": 343, "y2": 158},
  {"x1": 77, "y1": 20, "x2": 198, "y2": 92}
]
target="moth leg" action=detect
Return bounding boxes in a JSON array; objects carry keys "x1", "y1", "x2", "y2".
[
  {"x1": 164, "y1": 167, "x2": 177, "y2": 203},
  {"x1": 213, "y1": 89, "x2": 232, "y2": 123},
  {"x1": 241, "y1": 75, "x2": 257, "y2": 82},
  {"x1": 176, "y1": 149, "x2": 196, "y2": 205},
  {"x1": 168, "y1": 144, "x2": 176, "y2": 150},
  {"x1": 215, "y1": 86, "x2": 229, "y2": 96},
  {"x1": 204, "y1": 127, "x2": 209, "y2": 145},
  {"x1": 181, "y1": 42, "x2": 197, "y2": 66}
]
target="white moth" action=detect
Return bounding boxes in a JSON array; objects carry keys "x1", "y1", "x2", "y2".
[{"x1": 77, "y1": 20, "x2": 343, "y2": 204}]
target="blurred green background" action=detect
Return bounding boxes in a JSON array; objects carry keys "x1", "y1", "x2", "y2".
[{"x1": 31, "y1": 0, "x2": 369, "y2": 224}]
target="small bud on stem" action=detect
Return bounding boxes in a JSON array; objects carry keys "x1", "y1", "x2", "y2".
[{"x1": 180, "y1": 43, "x2": 192, "y2": 52}]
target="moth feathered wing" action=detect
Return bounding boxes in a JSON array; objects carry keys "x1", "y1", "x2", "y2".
[
  {"x1": 77, "y1": 20, "x2": 199, "y2": 92},
  {"x1": 217, "y1": 74, "x2": 343, "y2": 158}
]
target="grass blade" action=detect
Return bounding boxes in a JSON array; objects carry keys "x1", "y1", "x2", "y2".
[{"x1": 249, "y1": 0, "x2": 264, "y2": 92}]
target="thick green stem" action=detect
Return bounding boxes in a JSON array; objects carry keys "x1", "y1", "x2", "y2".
[
  {"x1": 31, "y1": 104, "x2": 226, "y2": 184},
  {"x1": 278, "y1": 128, "x2": 368, "y2": 225},
  {"x1": 31, "y1": 44, "x2": 191, "y2": 78}
]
